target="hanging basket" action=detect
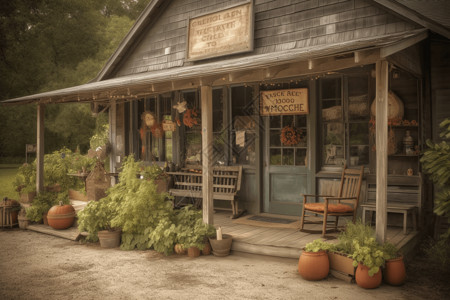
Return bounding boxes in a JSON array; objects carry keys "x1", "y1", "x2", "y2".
[{"x1": 280, "y1": 125, "x2": 302, "y2": 146}]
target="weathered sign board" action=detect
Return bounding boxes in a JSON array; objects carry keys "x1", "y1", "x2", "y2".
[
  {"x1": 260, "y1": 88, "x2": 309, "y2": 116},
  {"x1": 187, "y1": 2, "x2": 253, "y2": 61}
]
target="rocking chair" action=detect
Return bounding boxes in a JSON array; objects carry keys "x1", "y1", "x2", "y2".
[{"x1": 300, "y1": 165, "x2": 364, "y2": 236}]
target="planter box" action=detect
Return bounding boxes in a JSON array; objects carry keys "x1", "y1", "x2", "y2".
[
  {"x1": 68, "y1": 189, "x2": 88, "y2": 201},
  {"x1": 328, "y1": 251, "x2": 355, "y2": 282}
]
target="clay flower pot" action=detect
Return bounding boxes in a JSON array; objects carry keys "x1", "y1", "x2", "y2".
[
  {"x1": 174, "y1": 244, "x2": 186, "y2": 255},
  {"x1": 384, "y1": 256, "x2": 406, "y2": 286},
  {"x1": 202, "y1": 241, "x2": 212, "y2": 255},
  {"x1": 298, "y1": 250, "x2": 330, "y2": 281},
  {"x1": 355, "y1": 263, "x2": 382, "y2": 289},
  {"x1": 98, "y1": 229, "x2": 121, "y2": 248},
  {"x1": 187, "y1": 246, "x2": 200, "y2": 258}
]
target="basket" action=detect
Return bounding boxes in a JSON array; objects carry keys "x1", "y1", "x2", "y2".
[{"x1": 322, "y1": 106, "x2": 342, "y2": 121}]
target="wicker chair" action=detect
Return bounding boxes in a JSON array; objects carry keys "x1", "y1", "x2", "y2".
[{"x1": 300, "y1": 165, "x2": 364, "y2": 236}]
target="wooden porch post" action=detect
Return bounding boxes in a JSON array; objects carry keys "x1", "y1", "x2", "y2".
[
  {"x1": 36, "y1": 103, "x2": 45, "y2": 193},
  {"x1": 375, "y1": 60, "x2": 389, "y2": 243},
  {"x1": 109, "y1": 99, "x2": 117, "y2": 186},
  {"x1": 201, "y1": 85, "x2": 214, "y2": 225}
]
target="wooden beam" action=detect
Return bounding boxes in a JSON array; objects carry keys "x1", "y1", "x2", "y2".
[
  {"x1": 109, "y1": 99, "x2": 117, "y2": 186},
  {"x1": 380, "y1": 30, "x2": 427, "y2": 58},
  {"x1": 201, "y1": 85, "x2": 213, "y2": 225},
  {"x1": 36, "y1": 104, "x2": 45, "y2": 193},
  {"x1": 375, "y1": 60, "x2": 389, "y2": 243}
]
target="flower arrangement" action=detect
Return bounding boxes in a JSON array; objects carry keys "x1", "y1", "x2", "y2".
[
  {"x1": 151, "y1": 123, "x2": 163, "y2": 138},
  {"x1": 280, "y1": 125, "x2": 302, "y2": 146},
  {"x1": 183, "y1": 108, "x2": 199, "y2": 128}
]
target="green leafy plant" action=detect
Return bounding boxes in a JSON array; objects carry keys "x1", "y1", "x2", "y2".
[
  {"x1": 77, "y1": 192, "x2": 121, "y2": 242},
  {"x1": 350, "y1": 237, "x2": 386, "y2": 276},
  {"x1": 13, "y1": 163, "x2": 36, "y2": 194},
  {"x1": 140, "y1": 163, "x2": 167, "y2": 181},
  {"x1": 421, "y1": 118, "x2": 450, "y2": 224},
  {"x1": 304, "y1": 239, "x2": 335, "y2": 252},
  {"x1": 175, "y1": 205, "x2": 216, "y2": 250},
  {"x1": 25, "y1": 191, "x2": 69, "y2": 222},
  {"x1": 334, "y1": 219, "x2": 376, "y2": 255},
  {"x1": 382, "y1": 242, "x2": 400, "y2": 260}
]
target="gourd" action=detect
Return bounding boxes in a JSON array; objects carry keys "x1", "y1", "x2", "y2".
[{"x1": 47, "y1": 201, "x2": 76, "y2": 230}]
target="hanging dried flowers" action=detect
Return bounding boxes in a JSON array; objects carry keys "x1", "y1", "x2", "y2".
[
  {"x1": 151, "y1": 123, "x2": 163, "y2": 138},
  {"x1": 183, "y1": 108, "x2": 199, "y2": 128},
  {"x1": 280, "y1": 125, "x2": 302, "y2": 146}
]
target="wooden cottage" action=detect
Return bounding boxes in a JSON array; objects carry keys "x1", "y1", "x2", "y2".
[{"x1": 3, "y1": 0, "x2": 450, "y2": 245}]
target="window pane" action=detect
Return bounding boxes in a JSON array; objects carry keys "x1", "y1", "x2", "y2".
[
  {"x1": 270, "y1": 116, "x2": 281, "y2": 128},
  {"x1": 295, "y1": 148, "x2": 307, "y2": 166},
  {"x1": 270, "y1": 149, "x2": 281, "y2": 165},
  {"x1": 270, "y1": 129, "x2": 281, "y2": 147},
  {"x1": 282, "y1": 148, "x2": 294, "y2": 165}
]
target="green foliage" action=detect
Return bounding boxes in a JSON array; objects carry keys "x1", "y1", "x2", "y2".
[
  {"x1": 382, "y1": 242, "x2": 400, "y2": 260},
  {"x1": 140, "y1": 164, "x2": 166, "y2": 181},
  {"x1": 90, "y1": 113, "x2": 110, "y2": 151},
  {"x1": 350, "y1": 238, "x2": 386, "y2": 277},
  {"x1": 175, "y1": 205, "x2": 216, "y2": 249},
  {"x1": 13, "y1": 163, "x2": 36, "y2": 193},
  {"x1": 421, "y1": 118, "x2": 450, "y2": 224},
  {"x1": 77, "y1": 191, "x2": 121, "y2": 242},
  {"x1": 334, "y1": 220, "x2": 376, "y2": 255},
  {"x1": 304, "y1": 239, "x2": 335, "y2": 252},
  {"x1": 25, "y1": 191, "x2": 69, "y2": 222},
  {"x1": 423, "y1": 233, "x2": 450, "y2": 275}
]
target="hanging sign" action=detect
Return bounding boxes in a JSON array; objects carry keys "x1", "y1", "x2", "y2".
[
  {"x1": 187, "y1": 2, "x2": 254, "y2": 61},
  {"x1": 162, "y1": 120, "x2": 176, "y2": 132},
  {"x1": 260, "y1": 88, "x2": 309, "y2": 116}
]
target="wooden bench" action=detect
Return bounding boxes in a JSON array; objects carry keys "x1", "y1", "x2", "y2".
[
  {"x1": 361, "y1": 203, "x2": 418, "y2": 235},
  {"x1": 363, "y1": 174, "x2": 421, "y2": 234},
  {"x1": 167, "y1": 165, "x2": 243, "y2": 218}
]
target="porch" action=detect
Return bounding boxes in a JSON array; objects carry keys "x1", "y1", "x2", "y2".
[{"x1": 214, "y1": 211, "x2": 420, "y2": 259}]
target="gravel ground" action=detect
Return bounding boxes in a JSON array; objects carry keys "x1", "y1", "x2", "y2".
[{"x1": 0, "y1": 229, "x2": 448, "y2": 300}]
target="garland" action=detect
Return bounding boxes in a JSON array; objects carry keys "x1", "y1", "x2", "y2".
[
  {"x1": 183, "y1": 108, "x2": 199, "y2": 128},
  {"x1": 280, "y1": 125, "x2": 302, "y2": 146}
]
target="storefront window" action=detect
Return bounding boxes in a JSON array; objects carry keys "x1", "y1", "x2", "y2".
[
  {"x1": 319, "y1": 74, "x2": 371, "y2": 168},
  {"x1": 269, "y1": 115, "x2": 307, "y2": 166},
  {"x1": 182, "y1": 90, "x2": 201, "y2": 166},
  {"x1": 231, "y1": 86, "x2": 256, "y2": 165}
]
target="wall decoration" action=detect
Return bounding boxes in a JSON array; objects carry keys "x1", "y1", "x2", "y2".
[
  {"x1": 162, "y1": 120, "x2": 176, "y2": 132},
  {"x1": 183, "y1": 108, "x2": 200, "y2": 128},
  {"x1": 280, "y1": 125, "x2": 302, "y2": 146},
  {"x1": 141, "y1": 111, "x2": 156, "y2": 127},
  {"x1": 173, "y1": 100, "x2": 187, "y2": 113}
]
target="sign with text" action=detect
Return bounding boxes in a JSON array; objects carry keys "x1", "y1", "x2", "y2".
[
  {"x1": 260, "y1": 88, "x2": 309, "y2": 116},
  {"x1": 187, "y1": 2, "x2": 253, "y2": 61}
]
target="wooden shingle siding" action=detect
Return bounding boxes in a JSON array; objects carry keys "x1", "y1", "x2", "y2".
[{"x1": 113, "y1": 0, "x2": 421, "y2": 78}]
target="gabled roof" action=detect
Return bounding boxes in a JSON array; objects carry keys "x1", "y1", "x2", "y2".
[{"x1": 373, "y1": 0, "x2": 450, "y2": 39}]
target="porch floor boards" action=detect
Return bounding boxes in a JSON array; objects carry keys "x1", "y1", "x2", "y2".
[{"x1": 214, "y1": 212, "x2": 418, "y2": 259}]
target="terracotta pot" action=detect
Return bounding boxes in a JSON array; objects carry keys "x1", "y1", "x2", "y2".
[
  {"x1": 355, "y1": 263, "x2": 382, "y2": 289},
  {"x1": 174, "y1": 244, "x2": 186, "y2": 255},
  {"x1": 42, "y1": 213, "x2": 49, "y2": 225},
  {"x1": 98, "y1": 229, "x2": 121, "y2": 248},
  {"x1": 187, "y1": 246, "x2": 200, "y2": 258},
  {"x1": 47, "y1": 203, "x2": 75, "y2": 230},
  {"x1": 20, "y1": 191, "x2": 36, "y2": 203},
  {"x1": 202, "y1": 241, "x2": 212, "y2": 255},
  {"x1": 298, "y1": 250, "x2": 330, "y2": 281},
  {"x1": 384, "y1": 256, "x2": 406, "y2": 286}
]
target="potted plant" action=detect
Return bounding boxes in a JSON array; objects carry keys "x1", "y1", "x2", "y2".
[
  {"x1": 77, "y1": 193, "x2": 121, "y2": 248},
  {"x1": 350, "y1": 237, "x2": 385, "y2": 289},
  {"x1": 13, "y1": 163, "x2": 36, "y2": 203},
  {"x1": 329, "y1": 220, "x2": 379, "y2": 280},
  {"x1": 140, "y1": 163, "x2": 171, "y2": 193},
  {"x1": 174, "y1": 205, "x2": 215, "y2": 258},
  {"x1": 25, "y1": 191, "x2": 63, "y2": 224},
  {"x1": 209, "y1": 227, "x2": 233, "y2": 257},
  {"x1": 298, "y1": 239, "x2": 333, "y2": 281},
  {"x1": 382, "y1": 242, "x2": 406, "y2": 286}
]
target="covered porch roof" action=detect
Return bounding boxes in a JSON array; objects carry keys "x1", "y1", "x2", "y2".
[{"x1": 2, "y1": 29, "x2": 427, "y2": 106}]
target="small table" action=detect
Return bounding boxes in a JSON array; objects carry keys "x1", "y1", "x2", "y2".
[{"x1": 361, "y1": 203, "x2": 418, "y2": 235}]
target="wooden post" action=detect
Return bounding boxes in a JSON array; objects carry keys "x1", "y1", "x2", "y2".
[
  {"x1": 201, "y1": 85, "x2": 214, "y2": 225},
  {"x1": 375, "y1": 60, "x2": 389, "y2": 243},
  {"x1": 36, "y1": 103, "x2": 45, "y2": 193},
  {"x1": 109, "y1": 99, "x2": 117, "y2": 186}
]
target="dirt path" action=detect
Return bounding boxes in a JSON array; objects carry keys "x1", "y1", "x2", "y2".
[{"x1": 0, "y1": 229, "x2": 447, "y2": 300}]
